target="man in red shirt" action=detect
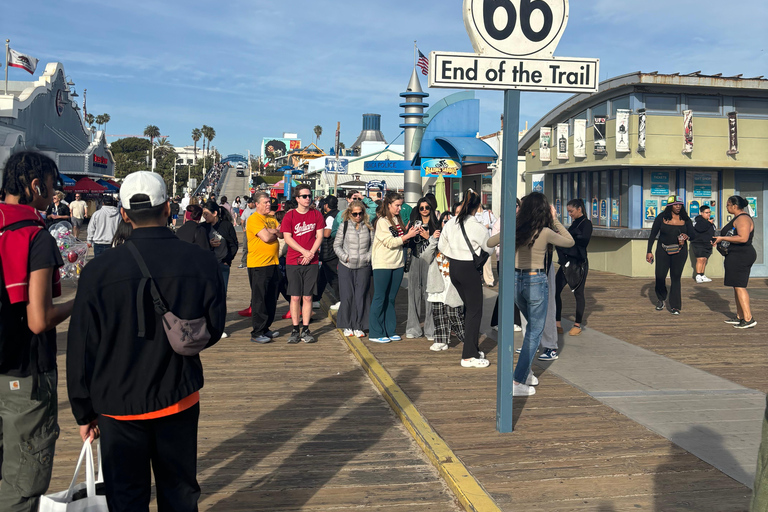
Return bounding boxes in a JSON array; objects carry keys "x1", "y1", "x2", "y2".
[{"x1": 280, "y1": 184, "x2": 324, "y2": 344}]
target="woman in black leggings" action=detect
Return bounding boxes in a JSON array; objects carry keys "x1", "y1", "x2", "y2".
[
  {"x1": 555, "y1": 199, "x2": 593, "y2": 336},
  {"x1": 646, "y1": 196, "x2": 695, "y2": 315}
]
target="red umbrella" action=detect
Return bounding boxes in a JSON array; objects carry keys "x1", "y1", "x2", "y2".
[{"x1": 65, "y1": 177, "x2": 107, "y2": 193}]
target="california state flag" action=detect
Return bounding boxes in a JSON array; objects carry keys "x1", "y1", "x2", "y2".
[{"x1": 8, "y1": 48, "x2": 38, "y2": 74}]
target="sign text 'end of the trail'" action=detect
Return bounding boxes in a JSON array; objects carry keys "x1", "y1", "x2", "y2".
[{"x1": 429, "y1": 52, "x2": 599, "y2": 93}]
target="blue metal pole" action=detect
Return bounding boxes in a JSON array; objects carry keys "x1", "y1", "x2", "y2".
[{"x1": 496, "y1": 89, "x2": 520, "y2": 433}]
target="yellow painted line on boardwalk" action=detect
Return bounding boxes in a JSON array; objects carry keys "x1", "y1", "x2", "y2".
[{"x1": 329, "y1": 312, "x2": 502, "y2": 512}]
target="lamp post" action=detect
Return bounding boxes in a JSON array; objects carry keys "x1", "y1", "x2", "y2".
[{"x1": 173, "y1": 158, "x2": 177, "y2": 197}]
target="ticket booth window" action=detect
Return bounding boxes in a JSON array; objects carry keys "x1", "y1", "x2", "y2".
[
  {"x1": 685, "y1": 170, "x2": 719, "y2": 226},
  {"x1": 643, "y1": 169, "x2": 677, "y2": 228}
]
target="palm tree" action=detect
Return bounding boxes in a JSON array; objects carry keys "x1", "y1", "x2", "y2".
[
  {"x1": 95, "y1": 114, "x2": 105, "y2": 131},
  {"x1": 314, "y1": 125, "x2": 322, "y2": 144},
  {"x1": 191, "y1": 128, "x2": 202, "y2": 163},
  {"x1": 155, "y1": 137, "x2": 173, "y2": 148},
  {"x1": 202, "y1": 125, "x2": 215, "y2": 168},
  {"x1": 102, "y1": 113, "x2": 110, "y2": 136},
  {"x1": 85, "y1": 113, "x2": 95, "y2": 129},
  {"x1": 201, "y1": 125, "x2": 210, "y2": 166},
  {"x1": 143, "y1": 125, "x2": 161, "y2": 170}
]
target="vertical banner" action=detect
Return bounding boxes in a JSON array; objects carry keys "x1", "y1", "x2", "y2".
[
  {"x1": 683, "y1": 110, "x2": 694, "y2": 154},
  {"x1": 727, "y1": 111, "x2": 739, "y2": 155},
  {"x1": 573, "y1": 119, "x2": 587, "y2": 158},
  {"x1": 615, "y1": 109, "x2": 630, "y2": 153},
  {"x1": 556, "y1": 123, "x2": 569, "y2": 160},
  {"x1": 637, "y1": 108, "x2": 647, "y2": 153},
  {"x1": 594, "y1": 116, "x2": 607, "y2": 155},
  {"x1": 539, "y1": 127, "x2": 552, "y2": 162}
]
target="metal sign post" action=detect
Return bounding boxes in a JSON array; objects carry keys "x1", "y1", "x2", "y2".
[{"x1": 430, "y1": 0, "x2": 599, "y2": 433}]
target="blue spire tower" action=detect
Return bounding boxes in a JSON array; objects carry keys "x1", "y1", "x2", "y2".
[{"x1": 400, "y1": 69, "x2": 429, "y2": 205}]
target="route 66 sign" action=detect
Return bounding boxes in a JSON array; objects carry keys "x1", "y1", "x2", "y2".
[{"x1": 463, "y1": 0, "x2": 569, "y2": 57}]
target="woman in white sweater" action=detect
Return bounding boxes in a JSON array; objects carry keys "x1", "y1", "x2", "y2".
[
  {"x1": 438, "y1": 190, "x2": 494, "y2": 368},
  {"x1": 369, "y1": 192, "x2": 420, "y2": 343}
]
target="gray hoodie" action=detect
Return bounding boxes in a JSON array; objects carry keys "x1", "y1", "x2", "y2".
[{"x1": 87, "y1": 205, "x2": 121, "y2": 245}]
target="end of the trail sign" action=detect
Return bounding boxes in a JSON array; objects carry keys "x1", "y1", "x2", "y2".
[{"x1": 429, "y1": 52, "x2": 599, "y2": 93}]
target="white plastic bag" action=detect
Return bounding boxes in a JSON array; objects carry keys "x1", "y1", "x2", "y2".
[{"x1": 39, "y1": 439, "x2": 107, "y2": 511}]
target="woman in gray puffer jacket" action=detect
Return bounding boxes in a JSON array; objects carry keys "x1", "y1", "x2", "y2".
[{"x1": 333, "y1": 200, "x2": 374, "y2": 337}]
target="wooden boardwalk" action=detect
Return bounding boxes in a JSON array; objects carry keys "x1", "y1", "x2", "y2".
[{"x1": 49, "y1": 269, "x2": 461, "y2": 511}]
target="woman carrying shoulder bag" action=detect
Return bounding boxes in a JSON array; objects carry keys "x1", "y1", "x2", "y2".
[
  {"x1": 554, "y1": 198, "x2": 593, "y2": 340},
  {"x1": 438, "y1": 189, "x2": 493, "y2": 368},
  {"x1": 334, "y1": 200, "x2": 374, "y2": 338},
  {"x1": 369, "y1": 192, "x2": 420, "y2": 343}
]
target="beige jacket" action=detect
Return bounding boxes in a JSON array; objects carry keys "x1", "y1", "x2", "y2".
[{"x1": 371, "y1": 217, "x2": 405, "y2": 270}]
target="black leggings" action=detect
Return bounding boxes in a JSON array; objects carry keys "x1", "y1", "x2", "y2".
[
  {"x1": 449, "y1": 259, "x2": 483, "y2": 359},
  {"x1": 654, "y1": 244, "x2": 688, "y2": 310},
  {"x1": 555, "y1": 262, "x2": 589, "y2": 324},
  {"x1": 491, "y1": 262, "x2": 521, "y2": 327}
]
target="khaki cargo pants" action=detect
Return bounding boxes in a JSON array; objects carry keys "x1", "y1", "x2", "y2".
[{"x1": 0, "y1": 370, "x2": 59, "y2": 512}]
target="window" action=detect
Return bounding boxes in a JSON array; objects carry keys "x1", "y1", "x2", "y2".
[
  {"x1": 599, "y1": 171, "x2": 609, "y2": 227},
  {"x1": 591, "y1": 102, "x2": 607, "y2": 119},
  {"x1": 734, "y1": 97, "x2": 768, "y2": 116},
  {"x1": 611, "y1": 95, "x2": 630, "y2": 116},
  {"x1": 620, "y1": 171, "x2": 629, "y2": 228},
  {"x1": 687, "y1": 95, "x2": 721, "y2": 114},
  {"x1": 645, "y1": 94, "x2": 679, "y2": 112},
  {"x1": 643, "y1": 169, "x2": 677, "y2": 228}
]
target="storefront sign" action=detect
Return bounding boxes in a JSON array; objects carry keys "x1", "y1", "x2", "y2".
[
  {"x1": 593, "y1": 116, "x2": 606, "y2": 155},
  {"x1": 92, "y1": 155, "x2": 109, "y2": 169},
  {"x1": 637, "y1": 108, "x2": 647, "y2": 153},
  {"x1": 683, "y1": 110, "x2": 694, "y2": 154},
  {"x1": 600, "y1": 199, "x2": 607, "y2": 221},
  {"x1": 573, "y1": 119, "x2": 586, "y2": 158},
  {"x1": 693, "y1": 173, "x2": 712, "y2": 198},
  {"x1": 615, "y1": 109, "x2": 630, "y2": 153},
  {"x1": 727, "y1": 111, "x2": 739, "y2": 156},
  {"x1": 591, "y1": 198, "x2": 598, "y2": 220},
  {"x1": 645, "y1": 200, "x2": 658, "y2": 221},
  {"x1": 420, "y1": 158, "x2": 462, "y2": 177},
  {"x1": 611, "y1": 199, "x2": 619, "y2": 223},
  {"x1": 650, "y1": 171, "x2": 670, "y2": 196},
  {"x1": 689, "y1": 200, "x2": 700, "y2": 218},
  {"x1": 556, "y1": 123, "x2": 569, "y2": 160},
  {"x1": 747, "y1": 197, "x2": 758, "y2": 218},
  {"x1": 539, "y1": 127, "x2": 551, "y2": 162},
  {"x1": 364, "y1": 160, "x2": 412, "y2": 172}
]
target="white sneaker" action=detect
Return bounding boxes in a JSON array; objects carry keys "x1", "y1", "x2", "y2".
[
  {"x1": 312, "y1": 301, "x2": 321, "y2": 309},
  {"x1": 330, "y1": 302, "x2": 341, "y2": 310},
  {"x1": 492, "y1": 325, "x2": 498, "y2": 331},
  {"x1": 512, "y1": 382, "x2": 536, "y2": 396},
  {"x1": 701, "y1": 275, "x2": 712, "y2": 282},
  {"x1": 461, "y1": 357, "x2": 490, "y2": 368},
  {"x1": 353, "y1": 330, "x2": 366, "y2": 338},
  {"x1": 430, "y1": 342, "x2": 448, "y2": 351},
  {"x1": 695, "y1": 275, "x2": 705, "y2": 283},
  {"x1": 220, "y1": 332, "x2": 228, "y2": 339},
  {"x1": 514, "y1": 324, "x2": 523, "y2": 332},
  {"x1": 405, "y1": 333, "x2": 419, "y2": 339},
  {"x1": 343, "y1": 328, "x2": 353, "y2": 337},
  {"x1": 526, "y1": 372, "x2": 539, "y2": 386},
  {"x1": 426, "y1": 336, "x2": 435, "y2": 341}
]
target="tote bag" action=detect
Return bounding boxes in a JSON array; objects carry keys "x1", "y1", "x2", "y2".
[{"x1": 39, "y1": 439, "x2": 107, "y2": 512}]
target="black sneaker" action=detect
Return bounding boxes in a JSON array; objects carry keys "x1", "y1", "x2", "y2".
[
  {"x1": 724, "y1": 317, "x2": 742, "y2": 325},
  {"x1": 655, "y1": 300, "x2": 665, "y2": 311},
  {"x1": 670, "y1": 308, "x2": 680, "y2": 315},
  {"x1": 287, "y1": 330, "x2": 301, "y2": 344},
  {"x1": 301, "y1": 329, "x2": 316, "y2": 344},
  {"x1": 734, "y1": 318, "x2": 757, "y2": 329}
]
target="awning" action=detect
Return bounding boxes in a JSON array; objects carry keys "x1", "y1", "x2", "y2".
[
  {"x1": 60, "y1": 174, "x2": 77, "y2": 186},
  {"x1": 434, "y1": 136, "x2": 497, "y2": 164},
  {"x1": 64, "y1": 177, "x2": 107, "y2": 194},
  {"x1": 96, "y1": 179, "x2": 119, "y2": 192}
]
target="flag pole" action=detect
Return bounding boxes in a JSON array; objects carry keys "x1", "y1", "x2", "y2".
[
  {"x1": 4, "y1": 39, "x2": 9, "y2": 96},
  {"x1": 413, "y1": 41, "x2": 417, "y2": 69}
]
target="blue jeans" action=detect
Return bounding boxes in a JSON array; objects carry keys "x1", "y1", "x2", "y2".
[
  {"x1": 93, "y1": 243, "x2": 111, "y2": 257},
  {"x1": 220, "y1": 263, "x2": 231, "y2": 296},
  {"x1": 514, "y1": 270, "x2": 549, "y2": 384}
]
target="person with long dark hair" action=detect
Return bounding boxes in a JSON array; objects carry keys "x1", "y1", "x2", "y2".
[
  {"x1": 713, "y1": 195, "x2": 757, "y2": 328},
  {"x1": 202, "y1": 200, "x2": 239, "y2": 296},
  {"x1": 646, "y1": 196, "x2": 694, "y2": 315},
  {"x1": 438, "y1": 189, "x2": 494, "y2": 368},
  {"x1": 552, "y1": 198, "x2": 593, "y2": 343},
  {"x1": 405, "y1": 197, "x2": 439, "y2": 340},
  {"x1": 513, "y1": 192, "x2": 574, "y2": 396},
  {"x1": 369, "y1": 192, "x2": 420, "y2": 343}
]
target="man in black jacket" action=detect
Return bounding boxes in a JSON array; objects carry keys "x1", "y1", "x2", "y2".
[
  {"x1": 176, "y1": 204, "x2": 213, "y2": 251},
  {"x1": 67, "y1": 171, "x2": 226, "y2": 512}
]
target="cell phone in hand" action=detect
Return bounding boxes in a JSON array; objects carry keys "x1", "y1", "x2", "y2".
[{"x1": 413, "y1": 220, "x2": 423, "y2": 229}]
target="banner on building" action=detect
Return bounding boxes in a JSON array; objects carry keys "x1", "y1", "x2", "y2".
[
  {"x1": 682, "y1": 110, "x2": 694, "y2": 154},
  {"x1": 539, "y1": 127, "x2": 552, "y2": 162},
  {"x1": 594, "y1": 116, "x2": 607, "y2": 155},
  {"x1": 573, "y1": 119, "x2": 587, "y2": 158},
  {"x1": 615, "y1": 109, "x2": 630, "y2": 153},
  {"x1": 637, "y1": 108, "x2": 647, "y2": 153},
  {"x1": 556, "y1": 123, "x2": 569, "y2": 160},
  {"x1": 727, "y1": 111, "x2": 739, "y2": 156}
]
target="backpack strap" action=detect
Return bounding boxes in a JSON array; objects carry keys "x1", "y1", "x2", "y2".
[
  {"x1": 0, "y1": 219, "x2": 43, "y2": 233},
  {"x1": 459, "y1": 220, "x2": 479, "y2": 257},
  {"x1": 126, "y1": 242, "x2": 169, "y2": 337}
]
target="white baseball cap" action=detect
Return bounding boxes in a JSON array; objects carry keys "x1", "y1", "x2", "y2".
[{"x1": 120, "y1": 171, "x2": 168, "y2": 210}]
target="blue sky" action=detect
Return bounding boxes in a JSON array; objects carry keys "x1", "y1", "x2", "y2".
[{"x1": 5, "y1": 0, "x2": 767, "y2": 157}]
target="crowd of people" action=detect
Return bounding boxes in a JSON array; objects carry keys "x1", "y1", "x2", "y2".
[{"x1": 0, "y1": 150, "x2": 761, "y2": 510}]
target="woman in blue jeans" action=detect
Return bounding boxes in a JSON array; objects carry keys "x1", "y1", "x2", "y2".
[{"x1": 513, "y1": 192, "x2": 574, "y2": 396}]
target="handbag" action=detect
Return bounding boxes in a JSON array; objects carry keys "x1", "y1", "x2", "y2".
[
  {"x1": 459, "y1": 221, "x2": 490, "y2": 272},
  {"x1": 562, "y1": 257, "x2": 588, "y2": 291},
  {"x1": 127, "y1": 241, "x2": 211, "y2": 356},
  {"x1": 39, "y1": 440, "x2": 107, "y2": 511}
]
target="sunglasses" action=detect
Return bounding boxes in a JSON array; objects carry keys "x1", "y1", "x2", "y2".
[
  {"x1": 298, "y1": 194, "x2": 312, "y2": 199},
  {"x1": 351, "y1": 211, "x2": 363, "y2": 217},
  {"x1": 419, "y1": 206, "x2": 431, "y2": 211}
]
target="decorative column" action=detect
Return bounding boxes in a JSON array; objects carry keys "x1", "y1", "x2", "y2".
[{"x1": 399, "y1": 69, "x2": 429, "y2": 205}]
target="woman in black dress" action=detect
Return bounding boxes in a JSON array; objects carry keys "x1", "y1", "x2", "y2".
[
  {"x1": 712, "y1": 195, "x2": 757, "y2": 328},
  {"x1": 646, "y1": 196, "x2": 695, "y2": 315}
]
